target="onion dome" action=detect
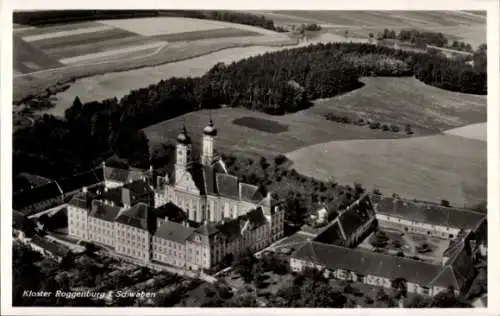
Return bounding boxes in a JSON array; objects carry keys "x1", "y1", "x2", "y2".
[
  {"x1": 203, "y1": 120, "x2": 217, "y2": 136},
  {"x1": 176, "y1": 126, "x2": 191, "y2": 144}
]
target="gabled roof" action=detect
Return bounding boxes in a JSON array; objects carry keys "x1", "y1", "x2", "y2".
[
  {"x1": 89, "y1": 200, "x2": 121, "y2": 222},
  {"x1": 241, "y1": 208, "x2": 268, "y2": 228},
  {"x1": 194, "y1": 223, "x2": 220, "y2": 236},
  {"x1": 187, "y1": 163, "x2": 208, "y2": 195},
  {"x1": 216, "y1": 174, "x2": 239, "y2": 199},
  {"x1": 338, "y1": 197, "x2": 374, "y2": 238},
  {"x1": 239, "y1": 183, "x2": 266, "y2": 203},
  {"x1": 67, "y1": 191, "x2": 95, "y2": 210},
  {"x1": 154, "y1": 220, "x2": 194, "y2": 243},
  {"x1": 291, "y1": 241, "x2": 465, "y2": 289},
  {"x1": 217, "y1": 219, "x2": 241, "y2": 242},
  {"x1": 374, "y1": 198, "x2": 485, "y2": 230},
  {"x1": 314, "y1": 221, "x2": 345, "y2": 246},
  {"x1": 103, "y1": 165, "x2": 147, "y2": 184},
  {"x1": 122, "y1": 180, "x2": 153, "y2": 196},
  {"x1": 154, "y1": 202, "x2": 187, "y2": 223},
  {"x1": 57, "y1": 167, "x2": 104, "y2": 194},
  {"x1": 13, "y1": 181, "x2": 63, "y2": 211},
  {"x1": 115, "y1": 203, "x2": 156, "y2": 233}
]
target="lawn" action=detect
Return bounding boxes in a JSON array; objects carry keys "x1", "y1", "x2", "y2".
[{"x1": 286, "y1": 134, "x2": 486, "y2": 207}]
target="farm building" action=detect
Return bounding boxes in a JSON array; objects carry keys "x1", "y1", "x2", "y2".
[
  {"x1": 290, "y1": 238, "x2": 475, "y2": 297},
  {"x1": 371, "y1": 196, "x2": 486, "y2": 241}
]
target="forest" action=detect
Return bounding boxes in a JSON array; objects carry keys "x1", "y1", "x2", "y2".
[{"x1": 13, "y1": 42, "x2": 486, "y2": 183}]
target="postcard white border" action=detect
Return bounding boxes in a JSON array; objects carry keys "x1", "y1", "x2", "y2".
[{"x1": 1, "y1": 0, "x2": 498, "y2": 315}]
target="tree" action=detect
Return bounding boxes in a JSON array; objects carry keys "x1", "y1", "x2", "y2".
[
  {"x1": 440, "y1": 199, "x2": 451, "y2": 207},
  {"x1": 391, "y1": 277, "x2": 408, "y2": 299},
  {"x1": 405, "y1": 124, "x2": 414, "y2": 135}
]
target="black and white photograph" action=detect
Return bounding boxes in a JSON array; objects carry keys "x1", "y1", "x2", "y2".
[{"x1": 1, "y1": 2, "x2": 498, "y2": 314}]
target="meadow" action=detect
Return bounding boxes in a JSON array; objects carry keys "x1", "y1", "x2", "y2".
[
  {"x1": 444, "y1": 123, "x2": 487, "y2": 142},
  {"x1": 285, "y1": 134, "x2": 486, "y2": 207},
  {"x1": 255, "y1": 10, "x2": 486, "y2": 47},
  {"x1": 309, "y1": 77, "x2": 486, "y2": 133}
]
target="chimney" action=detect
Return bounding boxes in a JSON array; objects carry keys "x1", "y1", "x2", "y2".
[
  {"x1": 102, "y1": 161, "x2": 106, "y2": 168},
  {"x1": 149, "y1": 165, "x2": 153, "y2": 173},
  {"x1": 82, "y1": 186, "x2": 88, "y2": 193},
  {"x1": 104, "y1": 187, "x2": 108, "y2": 192}
]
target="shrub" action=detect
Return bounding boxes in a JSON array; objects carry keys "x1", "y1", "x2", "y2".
[
  {"x1": 382, "y1": 124, "x2": 390, "y2": 131},
  {"x1": 390, "y1": 124, "x2": 400, "y2": 132},
  {"x1": 440, "y1": 199, "x2": 451, "y2": 207},
  {"x1": 369, "y1": 122, "x2": 381, "y2": 129}
]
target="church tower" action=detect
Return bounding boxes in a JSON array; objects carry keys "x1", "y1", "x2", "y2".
[
  {"x1": 201, "y1": 119, "x2": 217, "y2": 165},
  {"x1": 175, "y1": 126, "x2": 192, "y2": 183}
]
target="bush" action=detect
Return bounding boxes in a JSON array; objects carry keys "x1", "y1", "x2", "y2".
[
  {"x1": 390, "y1": 124, "x2": 400, "y2": 132},
  {"x1": 369, "y1": 122, "x2": 381, "y2": 129},
  {"x1": 274, "y1": 154, "x2": 288, "y2": 166},
  {"x1": 382, "y1": 124, "x2": 390, "y2": 131},
  {"x1": 440, "y1": 199, "x2": 451, "y2": 207}
]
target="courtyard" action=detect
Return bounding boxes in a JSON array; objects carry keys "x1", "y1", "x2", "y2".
[{"x1": 358, "y1": 226, "x2": 451, "y2": 264}]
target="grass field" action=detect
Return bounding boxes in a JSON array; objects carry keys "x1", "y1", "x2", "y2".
[
  {"x1": 13, "y1": 35, "x2": 63, "y2": 73},
  {"x1": 444, "y1": 123, "x2": 487, "y2": 141},
  {"x1": 232, "y1": 117, "x2": 289, "y2": 133},
  {"x1": 285, "y1": 134, "x2": 486, "y2": 206},
  {"x1": 144, "y1": 76, "x2": 485, "y2": 160},
  {"x1": 309, "y1": 77, "x2": 486, "y2": 133},
  {"x1": 152, "y1": 28, "x2": 260, "y2": 43},
  {"x1": 100, "y1": 17, "x2": 279, "y2": 36},
  {"x1": 254, "y1": 10, "x2": 486, "y2": 47}
]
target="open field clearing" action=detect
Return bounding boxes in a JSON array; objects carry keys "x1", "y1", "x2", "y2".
[
  {"x1": 59, "y1": 41, "x2": 166, "y2": 64},
  {"x1": 444, "y1": 123, "x2": 487, "y2": 141},
  {"x1": 28, "y1": 28, "x2": 141, "y2": 51},
  {"x1": 254, "y1": 10, "x2": 485, "y2": 47},
  {"x1": 21, "y1": 25, "x2": 115, "y2": 42},
  {"x1": 144, "y1": 108, "x2": 409, "y2": 158},
  {"x1": 152, "y1": 27, "x2": 260, "y2": 42},
  {"x1": 285, "y1": 134, "x2": 486, "y2": 207},
  {"x1": 308, "y1": 77, "x2": 486, "y2": 133},
  {"x1": 45, "y1": 35, "x2": 160, "y2": 59},
  {"x1": 14, "y1": 21, "x2": 105, "y2": 37},
  {"x1": 13, "y1": 35, "x2": 63, "y2": 74},
  {"x1": 100, "y1": 17, "x2": 279, "y2": 36}
]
